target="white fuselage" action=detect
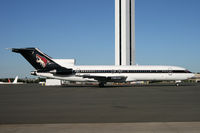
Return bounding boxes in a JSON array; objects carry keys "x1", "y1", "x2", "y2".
[{"x1": 35, "y1": 65, "x2": 194, "y2": 82}]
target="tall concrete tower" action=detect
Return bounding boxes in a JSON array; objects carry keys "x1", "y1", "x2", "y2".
[{"x1": 115, "y1": 0, "x2": 135, "y2": 66}]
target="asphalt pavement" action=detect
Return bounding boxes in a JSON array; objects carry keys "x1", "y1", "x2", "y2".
[{"x1": 0, "y1": 83, "x2": 200, "y2": 124}]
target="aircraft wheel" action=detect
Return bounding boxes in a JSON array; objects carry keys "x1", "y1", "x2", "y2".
[
  {"x1": 175, "y1": 80, "x2": 181, "y2": 86},
  {"x1": 99, "y1": 82, "x2": 105, "y2": 87}
]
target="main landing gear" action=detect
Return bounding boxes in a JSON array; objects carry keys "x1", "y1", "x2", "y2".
[{"x1": 99, "y1": 82, "x2": 105, "y2": 87}]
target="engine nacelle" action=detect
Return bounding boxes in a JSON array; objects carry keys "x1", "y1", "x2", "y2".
[{"x1": 49, "y1": 69, "x2": 73, "y2": 75}]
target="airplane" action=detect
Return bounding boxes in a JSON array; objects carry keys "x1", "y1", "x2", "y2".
[
  {"x1": 11, "y1": 48, "x2": 194, "y2": 87},
  {"x1": 0, "y1": 76, "x2": 23, "y2": 84}
]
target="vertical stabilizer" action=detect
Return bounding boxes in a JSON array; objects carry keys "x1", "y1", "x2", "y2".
[
  {"x1": 13, "y1": 76, "x2": 18, "y2": 84},
  {"x1": 12, "y1": 48, "x2": 73, "y2": 75}
]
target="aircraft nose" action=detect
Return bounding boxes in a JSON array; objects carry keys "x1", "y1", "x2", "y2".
[{"x1": 190, "y1": 73, "x2": 195, "y2": 78}]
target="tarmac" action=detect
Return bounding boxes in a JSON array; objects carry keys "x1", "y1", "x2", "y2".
[
  {"x1": 1, "y1": 122, "x2": 200, "y2": 133},
  {"x1": 0, "y1": 83, "x2": 200, "y2": 132}
]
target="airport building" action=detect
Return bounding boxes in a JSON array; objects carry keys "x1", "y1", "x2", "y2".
[{"x1": 115, "y1": 0, "x2": 135, "y2": 66}]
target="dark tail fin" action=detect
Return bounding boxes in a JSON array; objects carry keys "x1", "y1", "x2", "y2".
[{"x1": 12, "y1": 48, "x2": 65, "y2": 72}]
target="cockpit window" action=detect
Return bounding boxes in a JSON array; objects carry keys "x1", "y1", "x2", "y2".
[{"x1": 185, "y1": 70, "x2": 192, "y2": 73}]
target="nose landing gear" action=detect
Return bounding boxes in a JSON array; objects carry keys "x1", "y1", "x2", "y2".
[{"x1": 175, "y1": 80, "x2": 181, "y2": 86}]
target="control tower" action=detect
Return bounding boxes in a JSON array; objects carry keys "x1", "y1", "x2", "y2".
[{"x1": 115, "y1": 0, "x2": 135, "y2": 65}]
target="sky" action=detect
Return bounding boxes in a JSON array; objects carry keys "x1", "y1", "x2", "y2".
[{"x1": 0, "y1": 0, "x2": 200, "y2": 78}]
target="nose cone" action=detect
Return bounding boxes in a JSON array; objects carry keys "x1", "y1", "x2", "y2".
[{"x1": 190, "y1": 73, "x2": 195, "y2": 79}]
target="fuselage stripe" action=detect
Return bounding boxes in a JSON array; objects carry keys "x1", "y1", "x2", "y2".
[{"x1": 74, "y1": 70, "x2": 191, "y2": 73}]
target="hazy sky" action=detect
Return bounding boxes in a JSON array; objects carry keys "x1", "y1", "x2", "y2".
[{"x1": 0, "y1": 0, "x2": 200, "y2": 78}]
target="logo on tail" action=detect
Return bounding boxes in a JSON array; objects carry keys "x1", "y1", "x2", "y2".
[{"x1": 36, "y1": 54, "x2": 50, "y2": 68}]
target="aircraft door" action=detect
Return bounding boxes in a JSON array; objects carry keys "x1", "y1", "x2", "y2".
[{"x1": 168, "y1": 68, "x2": 173, "y2": 76}]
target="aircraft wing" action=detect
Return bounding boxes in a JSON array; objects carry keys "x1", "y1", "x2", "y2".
[{"x1": 76, "y1": 74, "x2": 127, "y2": 82}]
